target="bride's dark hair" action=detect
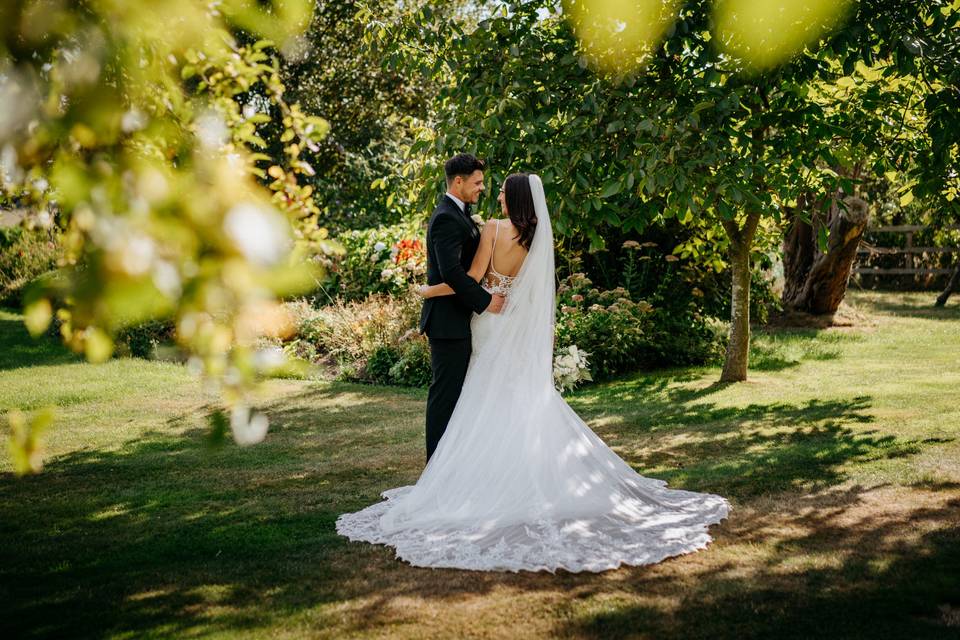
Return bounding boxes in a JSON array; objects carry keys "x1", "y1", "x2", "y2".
[{"x1": 503, "y1": 173, "x2": 537, "y2": 250}]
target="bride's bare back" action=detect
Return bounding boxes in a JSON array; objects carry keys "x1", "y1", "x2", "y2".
[{"x1": 483, "y1": 219, "x2": 527, "y2": 295}]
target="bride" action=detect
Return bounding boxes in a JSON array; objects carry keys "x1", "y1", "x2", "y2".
[{"x1": 336, "y1": 173, "x2": 729, "y2": 573}]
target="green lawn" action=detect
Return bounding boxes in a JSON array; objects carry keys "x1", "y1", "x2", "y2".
[{"x1": 1, "y1": 290, "x2": 959, "y2": 639}]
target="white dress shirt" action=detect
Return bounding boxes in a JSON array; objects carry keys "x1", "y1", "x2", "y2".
[{"x1": 445, "y1": 192, "x2": 466, "y2": 212}]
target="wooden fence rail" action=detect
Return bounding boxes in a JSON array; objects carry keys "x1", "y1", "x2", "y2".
[{"x1": 854, "y1": 225, "x2": 960, "y2": 277}]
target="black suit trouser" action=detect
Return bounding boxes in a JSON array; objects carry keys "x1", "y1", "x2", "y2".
[{"x1": 425, "y1": 337, "x2": 472, "y2": 462}]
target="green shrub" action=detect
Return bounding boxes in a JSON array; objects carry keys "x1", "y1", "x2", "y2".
[
  {"x1": 365, "y1": 345, "x2": 401, "y2": 384},
  {"x1": 115, "y1": 320, "x2": 177, "y2": 359},
  {"x1": 389, "y1": 337, "x2": 432, "y2": 387},
  {"x1": 284, "y1": 292, "x2": 431, "y2": 387},
  {"x1": 644, "y1": 305, "x2": 727, "y2": 367},
  {"x1": 0, "y1": 225, "x2": 62, "y2": 307},
  {"x1": 326, "y1": 220, "x2": 427, "y2": 301},
  {"x1": 555, "y1": 275, "x2": 656, "y2": 380},
  {"x1": 555, "y1": 269, "x2": 727, "y2": 380}
]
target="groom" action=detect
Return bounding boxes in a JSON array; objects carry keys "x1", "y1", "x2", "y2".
[{"x1": 419, "y1": 153, "x2": 505, "y2": 462}]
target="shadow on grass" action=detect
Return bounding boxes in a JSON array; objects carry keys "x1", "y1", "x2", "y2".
[
  {"x1": 557, "y1": 484, "x2": 960, "y2": 640},
  {"x1": 575, "y1": 388, "x2": 933, "y2": 498},
  {"x1": 0, "y1": 310, "x2": 78, "y2": 371},
  {"x1": 748, "y1": 326, "x2": 864, "y2": 372},
  {"x1": 2, "y1": 377, "x2": 955, "y2": 639}
]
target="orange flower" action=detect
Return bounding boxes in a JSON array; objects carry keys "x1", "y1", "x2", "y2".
[{"x1": 393, "y1": 238, "x2": 424, "y2": 265}]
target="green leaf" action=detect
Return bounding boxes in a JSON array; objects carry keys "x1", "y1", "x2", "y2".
[
  {"x1": 84, "y1": 328, "x2": 114, "y2": 364},
  {"x1": 600, "y1": 180, "x2": 622, "y2": 198},
  {"x1": 692, "y1": 100, "x2": 714, "y2": 114},
  {"x1": 24, "y1": 299, "x2": 52, "y2": 337},
  {"x1": 206, "y1": 409, "x2": 228, "y2": 448},
  {"x1": 7, "y1": 408, "x2": 55, "y2": 475},
  {"x1": 817, "y1": 224, "x2": 829, "y2": 253}
]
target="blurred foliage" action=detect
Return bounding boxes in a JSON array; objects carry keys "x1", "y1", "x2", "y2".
[
  {"x1": 6, "y1": 407, "x2": 54, "y2": 476},
  {"x1": 0, "y1": 0, "x2": 344, "y2": 448},
  {"x1": 712, "y1": 0, "x2": 854, "y2": 72},
  {"x1": 563, "y1": 0, "x2": 679, "y2": 74}
]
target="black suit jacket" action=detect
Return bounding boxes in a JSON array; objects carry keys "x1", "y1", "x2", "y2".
[{"x1": 419, "y1": 195, "x2": 493, "y2": 339}]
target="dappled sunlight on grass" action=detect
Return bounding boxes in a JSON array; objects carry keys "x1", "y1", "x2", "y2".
[{"x1": 1, "y1": 291, "x2": 959, "y2": 638}]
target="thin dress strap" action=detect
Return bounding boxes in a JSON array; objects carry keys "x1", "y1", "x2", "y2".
[{"x1": 490, "y1": 219, "x2": 500, "y2": 274}]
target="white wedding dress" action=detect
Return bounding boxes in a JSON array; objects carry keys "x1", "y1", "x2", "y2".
[{"x1": 336, "y1": 175, "x2": 729, "y2": 572}]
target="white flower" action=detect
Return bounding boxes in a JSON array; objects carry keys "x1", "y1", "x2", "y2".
[
  {"x1": 1, "y1": 144, "x2": 23, "y2": 185},
  {"x1": 0, "y1": 71, "x2": 38, "y2": 141},
  {"x1": 280, "y1": 34, "x2": 313, "y2": 63},
  {"x1": 253, "y1": 346, "x2": 286, "y2": 371},
  {"x1": 186, "y1": 355, "x2": 204, "y2": 376},
  {"x1": 373, "y1": 241, "x2": 387, "y2": 252},
  {"x1": 471, "y1": 213, "x2": 484, "y2": 225},
  {"x1": 120, "y1": 234, "x2": 156, "y2": 275},
  {"x1": 553, "y1": 344, "x2": 592, "y2": 392},
  {"x1": 380, "y1": 267, "x2": 394, "y2": 281},
  {"x1": 224, "y1": 152, "x2": 244, "y2": 169},
  {"x1": 121, "y1": 108, "x2": 147, "y2": 133},
  {"x1": 35, "y1": 209, "x2": 53, "y2": 228},
  {"x1": 152, "y1": 260, "x2": 181, "y2": 298},
  {"x1": 223, "y1": 203, "x2": 291, "y2": 267},
  {"x1": 195, "y1": 110, "x2": 229, "y2": 150},
  {"x1": 230, "y1": 405, "x2": 269, "y2": 446}
]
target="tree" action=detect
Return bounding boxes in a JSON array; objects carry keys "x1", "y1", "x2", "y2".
[
  {"x1": 369, "y1": 0, "x2": 960, "y2": 381},
  {"x1": 782, "y1": 194, "x2": 869, "y2": 315},
  {"x1": 270, "y1": 0, "x2": 436, "y2": 231}
]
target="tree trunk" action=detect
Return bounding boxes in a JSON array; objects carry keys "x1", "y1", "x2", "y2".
[
  {"x1": 935, "y1": 258, "x2": 960, "y2": 307},
  {"x1": 720, "y1": 237, "x2": 753, "y2": 382},
  {"x1": 721, "y1": 103, "x2": 766, "y2": 383},
  {"x1": 720, "y1": 212, "x2": 761, "y2": 383},
  {"x1": 781, "y1": 195, "x2": 869, "y2": 315}
]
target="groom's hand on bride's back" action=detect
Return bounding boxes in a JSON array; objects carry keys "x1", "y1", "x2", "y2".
[{"x1": 486, "y1": 294, "x2": 506, "y2": 314}]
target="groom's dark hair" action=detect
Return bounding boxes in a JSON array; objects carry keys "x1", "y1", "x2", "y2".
[{"x1": 444, "y1": 153, "x2": 485, "y2": 184}]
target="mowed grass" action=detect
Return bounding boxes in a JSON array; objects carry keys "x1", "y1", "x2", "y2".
[{"x1": 1, "y1": 290, "x2": 959, "y2": 640}]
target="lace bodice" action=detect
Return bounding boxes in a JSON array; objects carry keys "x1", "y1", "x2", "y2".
[{"x1": 483, "y1": 269, "x2": 516, "y2": 296}]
